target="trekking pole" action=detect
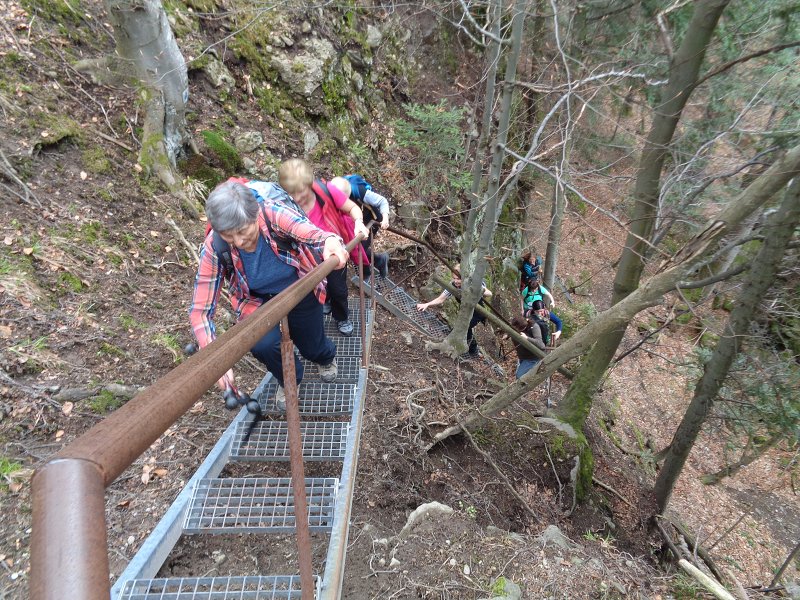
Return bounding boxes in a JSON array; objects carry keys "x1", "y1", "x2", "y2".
[{"x1": 545, "y1": 323, "x2": 557, "y2": 409}]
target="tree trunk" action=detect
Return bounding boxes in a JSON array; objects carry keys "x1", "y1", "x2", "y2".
[
  {"x1": 106, "y1": 0, "x2": 189, "y2": 186},
  {"x1": 555, "y1": 0, "x2": 730, "y2": 428},
  {"x1": 462, "y1": 0, "x2": 502, "y2": 269},
  {"x1": 432, "y1": 0, "x2": 526, "y2": 356},
  {"x1": 700, "y1": 434, "x2": 781, "y2": 485},
  {"x1": 654, "y1": 176, "x2": 800, "y2": 512},
  {"x1": 429, "y1": 144, "x2": 800, "y2": 446}
]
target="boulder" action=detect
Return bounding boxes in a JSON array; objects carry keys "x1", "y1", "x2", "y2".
[
  {"x1": 234, "y1": 131, "x2": 263, "y2": 153},
  {"x1": 204, "y1": 57, "x2": 235, "y2": 90}
]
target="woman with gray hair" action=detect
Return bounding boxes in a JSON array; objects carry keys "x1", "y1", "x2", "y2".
[{"x1": 189, "y1": 179, "x2": 348, "y2": 410}]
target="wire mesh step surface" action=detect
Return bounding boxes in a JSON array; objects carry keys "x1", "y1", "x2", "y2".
[
  {"x1": 353, "y1": 275, "x2": 450, "y2": 340},
  {"x1": 257, "y1": 380, "x2": 357, "y2": 415},
  {"x1": 231, "y1": 421, "x2": 349, "y2": 462},
  {"x1": 118, "y1": 575, "x2": 318, "y2": 600},
  {"x1": 184, "y1": 477, "x2": 338, "y2": 534},
  {"x1": 299, "y1": 355, "x2": 361, "y2": 383}
]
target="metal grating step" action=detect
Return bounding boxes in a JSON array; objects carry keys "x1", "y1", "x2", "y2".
[
  {"x1": 300, "y1": 355, "x2": 360, "y2": 383},
  {"x1": 330, "y1": 335, "x2": 363, "y2": 356},
  {"x1": 230, "y1": 421, "x2": 349, "y2": 462},
  {"x1": 257, "y1": 381, "x2": 356, "y2": 415},
  {"x1": 184, "y1": 477, "x2": 338, "y2": 534},
  {"x1": 118, "y1": 575, "x2": 317, "y2": 599},
  {"x1": 354, "y1": 276, "x2": 450, "y2": 339}
]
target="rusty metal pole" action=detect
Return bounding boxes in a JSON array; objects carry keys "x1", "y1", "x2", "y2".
[
  {"x1": 357, "y1": 241, "x2": 367, "y2": 368},
  {"x1": 30, "y1": 459, "x2": 110, "y2": 600},
  {"x1": 280, "y1": 318, "x2": 314, "y2": 599}
]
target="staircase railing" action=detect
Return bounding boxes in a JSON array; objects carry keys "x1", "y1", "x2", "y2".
[{"x1": 30, "y1": 237, "x2": 362, "y2": 600}]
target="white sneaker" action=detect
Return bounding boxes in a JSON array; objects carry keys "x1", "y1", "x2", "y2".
[
  {"x1": 273, "y1": 385, "x2": 286, "y2": 411},
  {"x1": 318, "y1": 359, "x2": 338, "y2": 383}
]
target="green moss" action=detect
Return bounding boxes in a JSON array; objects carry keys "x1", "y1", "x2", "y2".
[
  {"x1": 322, "y1": 73, "x2": 348, "y2": 113},
  {"x1": 57, "y1": 272, "x2": 83, "y2": 293},
  {"x1": 21, "y1": 0, "x2": 81, "y2": 25},
  {"x1": 80, "y1": 221, "x2": 106, "y2": 243},
  {"x1": 228, "y1": 9, "x2": 279, "y2": 81},
  {"x1": 201, "y1": 130, "x2": 243, "y2": 173},
  {"x1": 178, "y1": 154, "x2": 225, "y2": 189},
  {"x1": 0, "y1": 457, "x2": 23, "y2": 490},
  {"x1": 98, "y1": 342, "x2": 126, "y2": 358},
  {"x1": 82, "y1": 146, "x2": 112, "y2": 175},
  {"x1": 87, "y1": 390, "x2": 123, "y2": 414},
  {"x1": 34, "y1": 114, "x2": 82, "y2": 148}
]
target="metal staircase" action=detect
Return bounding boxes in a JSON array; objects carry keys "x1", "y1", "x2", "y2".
[{"x1": 112, "y1": 298, "x2": 372, "y2": 600}]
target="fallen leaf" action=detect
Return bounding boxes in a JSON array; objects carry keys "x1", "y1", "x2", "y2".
[
  {"x1": 134, "y1": 163, "x2": 143, "y2": 173},
  {"x1": 0, "y1": 325, "x2": 12, "y2": 337},
  {"x1": 116, "y1": 499, "x2": 130, "y2": 508},
  {"x1": 55, "y1": 430, "x2": 64, "y2": 440},
  {"x1": 80, "y1": 171, "x2": 87, "y2": 180},
  {"x1": 61, "y1": 401, "x2": 73, "y2": 417},
  {"x1": 149, "y1": 231, "x2": 159, "y2": 237},
  {"x1": 40, "y1": 131, "x2": 49, "y2": 138},
  {"x1": 22, "y1": 247, "x2": 33, "y2": 255},
  {"x1": 153, "y1": 468, "x2": 168, "y2": 477},
  {"x1": 141, "y1": 472, "x2": 150, "y2": 485},
  {"x1": 3, "y1": 236, "x2": 12, "y2": 245}
]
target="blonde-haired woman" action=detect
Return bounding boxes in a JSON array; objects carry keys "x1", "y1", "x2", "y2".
[{"x1": 278, "y1": 159, "x2": 369, "y2": 336}]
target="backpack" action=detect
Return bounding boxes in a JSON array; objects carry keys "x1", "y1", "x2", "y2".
[
  {"x1": 206, "y1": 179, "x2": 301, "y2": 276},
  {"x1": 522, "y1": 284, "x2": 544, "y2": 310},
  {"x1": 532, "y1": 316, "x2": 550, "y2": 346},
  {"x1": 343, "y1": 174, "x2": 382, "y2": 226}
]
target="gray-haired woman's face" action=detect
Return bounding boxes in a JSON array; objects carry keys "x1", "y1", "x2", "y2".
[{"x1": 219, "y1": 221, "x2": 260, "y2": 252}]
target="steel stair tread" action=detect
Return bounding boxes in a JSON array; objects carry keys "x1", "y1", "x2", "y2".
[
  {"x1": 118, "y1": 575, "x2": 317, "y2": 599},
  {"x1": 230, "y1": 421, "x2": 349, "y2": 462},
  {"x1": 184, "y1": 477, "x2": 338, "y2": 534},
  {"x1": 257, "y1": 381, "x2": 357, "y2": 416}
]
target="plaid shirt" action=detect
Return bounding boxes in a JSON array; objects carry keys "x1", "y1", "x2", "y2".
[{"x1": 189, "y1": 196, "x2": 338, "y2": 348}]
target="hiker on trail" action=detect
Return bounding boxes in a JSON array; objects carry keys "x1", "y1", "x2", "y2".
[
  {"x1": 416, "y1": 267, "x2": 493, "y2": 357},
  {"x1": 521, "y1": 281, "x2": 562, "y2": 341},
  {"x1": 189, "y1": 180, "x2": 347, "y2": 410},
  {"x1": 519, "y1": 252, "x2": 541, "y2": 291},
  {"x1": 329, "y1": 175, "x2": 390, "y2": 282},
  {"x1": 278, "y1": 159, "x2": 370, "y2": 337},
  {"x1": 511, "y1": 314, "x2": 546, "y2": 379}
]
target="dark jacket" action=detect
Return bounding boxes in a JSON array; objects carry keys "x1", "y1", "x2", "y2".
[{"x1": 514, "y1": 321, "x2": 546, "y2": 361}]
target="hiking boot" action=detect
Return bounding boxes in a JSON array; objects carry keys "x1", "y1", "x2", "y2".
[
  {"x1": 376, "y1": 252, "x2": 390, "y2": 279},
  {"x1": 318, "y1": 359, "x2": 338, "y2": 383},
  {"x1": 273, "y1": 385, "x2": 286, "y2": 412},
  {"x1": 337, "y1": 319, "x2": 354, "y2": 337},
  {"x1": 322, "y1": 302, "x2": 332, "y2": 315}
]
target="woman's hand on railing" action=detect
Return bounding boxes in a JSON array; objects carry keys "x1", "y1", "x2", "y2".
[{"x1": 323, "y1": 236, "x2": 348, "y2": 268}]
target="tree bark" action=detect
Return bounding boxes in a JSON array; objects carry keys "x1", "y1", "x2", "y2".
[
  {"x1": 654, "y1": 176, "x2": 800, "y2": 512},
  {"x1": 555, "y1": 0, "x2": 730, "y2": 428},
  {"x1": 700, "y1": 434, "x2": 781, "y2": 485},
  {"x1": 428, "y1": 143, "x2": 800, "y2": 446},
  {"x1": 105, "y1": 0, "x2": 189, "y2": 184},
  {"x1": 432, "y1": 0, "x2": 526, "y2": 356}
]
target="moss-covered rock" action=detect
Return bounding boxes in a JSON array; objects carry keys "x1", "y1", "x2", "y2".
[{"x1": 201, "y1": 130, "x2": 244, "y2": 174}]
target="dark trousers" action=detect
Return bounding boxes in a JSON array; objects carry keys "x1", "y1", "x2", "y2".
[
  {"x1": 250, "y1": 292, "x2": 336, "y2": 386},
  {"x1": 467, "y1": 312, "x2": 486, "y2": 354},
  {"x1": 326, "y1": 266, "x2": 350, "y2": 322}
]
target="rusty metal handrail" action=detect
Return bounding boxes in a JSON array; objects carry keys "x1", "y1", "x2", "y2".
[{"x1": 31, "y1": 236, "x2": 363, "y2": 600}]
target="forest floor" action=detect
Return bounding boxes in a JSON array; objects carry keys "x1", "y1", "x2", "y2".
[{"x1": 0, "y1": 1, "x2": 798, "y2": 599}]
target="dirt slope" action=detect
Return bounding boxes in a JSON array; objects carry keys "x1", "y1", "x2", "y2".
[{"x1": 0, "y1": 1, "x2": 797, "y2": 599}]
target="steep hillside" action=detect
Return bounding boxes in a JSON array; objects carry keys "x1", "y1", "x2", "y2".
[{"x1": 0, "y1": 1, "x2": 796, "y2": 599}]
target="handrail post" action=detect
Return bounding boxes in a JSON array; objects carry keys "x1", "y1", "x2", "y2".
[
  {"x1": 280, "y1": 318, "x2": 314, "y2": 599},
  {"x1": 30, "y1": 458, "x2": 110, "y2": 600}
]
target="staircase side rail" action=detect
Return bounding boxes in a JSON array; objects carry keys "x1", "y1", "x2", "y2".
[
  {"x1": 319, "y1": 336, "x2": 371, "y2": 598},
  {"x1": 31, "y1": 236, "x2": 363, "y2": 600}
]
